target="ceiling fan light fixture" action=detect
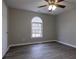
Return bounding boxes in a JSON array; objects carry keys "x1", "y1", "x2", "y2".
[
  {"x1": 48, "y1": 5, "x2": 57, "y2": 11},
  {"x1": 48, "y1": 5, "x2": 52, "y2": 10},
  {"x1": 52, "y1": 5, "x2": 57, "y2": 10}
]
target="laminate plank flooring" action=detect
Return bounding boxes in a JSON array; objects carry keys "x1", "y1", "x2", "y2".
[{"x1": 3, "y1": 42, "x2": 76, "y2": 59}]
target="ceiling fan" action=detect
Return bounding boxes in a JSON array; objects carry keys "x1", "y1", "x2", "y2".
[{"x1": 38, "y1": 0, "x2": 66, "y2": 12}]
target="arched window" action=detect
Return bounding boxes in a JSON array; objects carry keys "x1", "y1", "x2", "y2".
[{"x1": 31, "y1": 17, "x2": 43, "y2": 38}]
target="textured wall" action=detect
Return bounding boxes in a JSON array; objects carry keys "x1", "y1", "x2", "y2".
[
  {"x1": 56, "y1": 8, "x2": 76, "y2": 47},
  {"x1": 8, "y1": 8, "x2": 56, "y2": 45}
]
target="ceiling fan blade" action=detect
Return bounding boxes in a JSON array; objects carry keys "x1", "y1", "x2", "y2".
[
  {"x1": 45, "y1": 0, "x2": 50, "y2": 2},
  {"x1": 45, "y1": 0, "x2": 53, "y2": 5},
  {"x1": 45, "y1": 0, "x2": 64, "y2": 2},
  {"x1": 57, "y1": 0, "x2": 64, "y2": 2},
  {"x1": 56, "y1": 4, "x2": 66, "y2": 8},
  {"x1": 38, "y1": 5, "x2": 47, "y2": 8}
]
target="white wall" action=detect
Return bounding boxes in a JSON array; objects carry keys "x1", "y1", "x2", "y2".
[
  {"x1": 2, "y1": 1, "x2": 8, "y2": 57},
  {"x1": 8, "y1": 8, "x2": 56, "y2": 45},
  {"x1": 56, "y1": 8, "x2": 76, "y2": 47}
]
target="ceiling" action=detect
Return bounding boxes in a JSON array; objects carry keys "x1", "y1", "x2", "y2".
[{"x1": 4, "y1": 0, "x2": 76, "y2": 15}]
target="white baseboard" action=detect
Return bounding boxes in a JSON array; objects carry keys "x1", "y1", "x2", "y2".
[
  {"x1": 57, "y1": 41, "x2": 76, "y2": 48},
  {"x1": 2, "y1": 46, "x2": 10, "y2": 58},
  {"x1": 9, "y1": 40, "x2": 57, "y2": 47}
]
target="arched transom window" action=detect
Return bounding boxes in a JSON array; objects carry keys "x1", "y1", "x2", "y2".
[{"x1": 31, "y1": 17, "x2": 43, "y2": 38}]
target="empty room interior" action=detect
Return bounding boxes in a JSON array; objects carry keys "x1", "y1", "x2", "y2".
[{"x1": 2, "y1": 0, "x2": 76, "y2": 59}]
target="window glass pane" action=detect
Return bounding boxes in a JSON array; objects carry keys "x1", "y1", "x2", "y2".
[
  {"x1": 32, "y1": 34, "x2": 36, "y2": 37},
  {"x1": 38, "y1": 31, "x2": 42, "y2": 34},
  {"x1": 32, "y1": 26, "x2": 41, "y2": 30},
  {"x1": 32, "y1": 17, "x2": 42, "y2": 23},
  {"x1": 36, "y1": 34, "x2": 39, "y2": 37},
  {"x1": 35, "y1": 30, "x2": 38, "y2": 34},
  {"x1": 38, "y1": 34, "x2": 41, "y2": 37},
  {"x1": 32, "y1": 27, "x2": 36, "y2": 29},
  {"x1": 32, "y1": 17, "x2": 42, "y2": 38},
  {"x1": 32, "y1": 30, "x2": 36, "y2": 33},
  {"x1": 32, "y1": 24, "x2": 36, "y2": 26},
  {"x1": 38, "y1": 24, "x2": 41, "y2": 27}
]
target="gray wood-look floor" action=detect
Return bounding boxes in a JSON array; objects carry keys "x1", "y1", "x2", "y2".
[{"x1": 3, "y1": 42, "x2": 76, "y2": 59}]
